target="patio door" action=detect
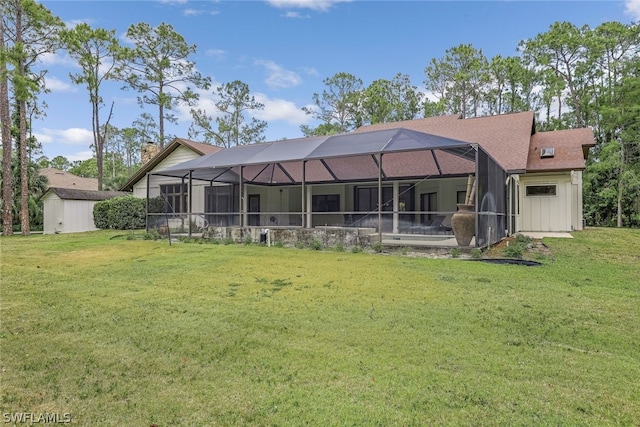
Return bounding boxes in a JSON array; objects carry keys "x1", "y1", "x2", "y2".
[
  {"x1": 248, "y1": 194, "x2": 260, "y2": 226},
  {"x1": 205, "y1": 184, "x2": 238, "y2": 226}
]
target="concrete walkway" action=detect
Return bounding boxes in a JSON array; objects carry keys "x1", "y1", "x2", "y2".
[{"x1": 520, "y1": 231, "x2": 574, "y2": 239}]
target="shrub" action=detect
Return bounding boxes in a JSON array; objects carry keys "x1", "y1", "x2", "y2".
[
  {"x1": 93, "y1": 196, "x2": 146, "y2": 230},
  {"x1": 470, "y1": 248, "x2": 483, "y2": 259},
  {"x1": 450, "y1": 247, "x2": 462, "y2": 258},
  {"x1": 309, "y1": 239, "x2": 322, "y2": 251},
  {"x1": 143, "y1": 230, "x2": 160, "y2": 241},
  {"x1": 351, "y1": 245, "x2": 363, "y2": 253},
  {"x1": 335, "y1": 242, "x2": 345, "y2": 252},
  {"x1": 503, "y1": 243, "x2": 525, "y2": 259},
  {"x1": 372, "y1": 242, "x2": 383, "y2": 253}
]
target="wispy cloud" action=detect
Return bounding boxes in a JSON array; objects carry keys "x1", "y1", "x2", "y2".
[
  {"x1": 206, "y1": 48, "x2": 227, "y2": 60},
  {"x1": 183, "y1": 8, "x2": 220, "y2": 17},
  {"x1": 253, "y1": 93, "x2": 310, "y2": 125},
  {"x1": 283, "y1": 11, "x2": 309, "y2": 18},
  {"x1": 625, "y1": 0, "x2": 640, "y2": 20},
  {"x1": 255, "y1": 60, "x2": 302, "y2": 89},
  {"x1": 39, "y1": 52, "x2": 77, "y2": 68},
  {"x1": 34, "y1": 128, "x2": 94, "y2": 146},
  {"x1": 266, "y1": 0, "x2": 351, "y2": 12},
  {"x1": 45, "y1": 76, "x2": 77, "y2": 93}
]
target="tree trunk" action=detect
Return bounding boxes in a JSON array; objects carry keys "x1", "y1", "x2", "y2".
[
  {"x1": 0, "y1": 17, "x2": 13, "y2": 236},
  {"x1": 617, "y1": 141, "x2": 624, "y2": 228},
  {"x1": 16, "y1": 4, "x2": 29, "y2": 236},
  {"x1": 19, "y1": 98, "x2": 29, "y2": 236}
]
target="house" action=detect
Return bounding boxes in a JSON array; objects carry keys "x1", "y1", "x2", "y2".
[
  {"x1": 127, "y1": 112, "x2": 594, "y2": 247},
  {"x1": 40, "y1": 167, "x2": 99, "y2": 191},
  {"x1": 119, "y1": 138, "x2": 223, "y2": 196},
  {"x1": 42, "y1": 188, "x2": 128, "y2": 234}
]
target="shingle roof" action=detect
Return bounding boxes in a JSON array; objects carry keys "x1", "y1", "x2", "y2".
[
  {"x1": 40, "y1": 168, "x2": 98, "y2": 191},
  {"x1": 46, "y1": 188, "x2": 129, "y2": 201},
  {"x1": 355, "y1": 112, "x2": 535, "y2": 172},
  {"x1": 527, "y1": 128, "x2": 595, "y2": 172}
]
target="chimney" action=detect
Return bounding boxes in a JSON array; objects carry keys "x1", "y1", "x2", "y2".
[{"x1": 141, "y1": 142, "x2": 161, "y2": 165}]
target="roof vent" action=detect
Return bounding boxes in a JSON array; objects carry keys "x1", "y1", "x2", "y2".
[{"x1": 540, "y1": 147, "x2": 555, "y2": 158}]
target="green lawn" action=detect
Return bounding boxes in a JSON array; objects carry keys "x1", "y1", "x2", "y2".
[{"x1": 1, "y1": 229, "x2": 639, "y2": 425}]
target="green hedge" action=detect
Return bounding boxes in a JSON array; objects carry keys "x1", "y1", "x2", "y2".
[{"x1": 93, "y1": 196, "x2": 146, "y2": 230}]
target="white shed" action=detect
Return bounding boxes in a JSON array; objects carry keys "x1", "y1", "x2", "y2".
[{"x1": 43, "y1": 188, "x2": 128, "y2": 234}]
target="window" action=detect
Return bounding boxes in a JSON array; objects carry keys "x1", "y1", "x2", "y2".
[
  {"x1": 421, "y1": 192, "x2": 438, "y2": 223},
  {"x1": 312, "y1": 194, "x2": 340, "y2": 212},
  {"x1": 457, "y1": 190, "x2": 467, "y2": 204},
  {"x1": 526, "y1": 185, "x2": 557, "y2": 196},
  {"x1": 160, "y1": 183, "x2": 187, "y2": 213}
]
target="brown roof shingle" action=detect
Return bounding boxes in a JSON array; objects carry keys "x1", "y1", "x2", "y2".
[
  {"x1": 527, "y1": 128, "x2": 595, "y2": 172},
  {"x1": 356, "y1": 112, "x2": 535, "y2": 172},
  {"x1": 40, "y1": 168, "x2": 98, "y2": 191},
  {"x1": 47, "y1": 188, "x2": 129, "y2": 201}
]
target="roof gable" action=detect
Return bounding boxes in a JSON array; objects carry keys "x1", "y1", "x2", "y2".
[{"x1": 120, "y1": 138, "x2": 222, "y2": 191}]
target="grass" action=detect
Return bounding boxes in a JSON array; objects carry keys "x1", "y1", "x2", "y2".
[{"x1": 1, "y1": 228, "x2": 639, "y2": 425}]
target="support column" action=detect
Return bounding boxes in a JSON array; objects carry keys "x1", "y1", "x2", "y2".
[
  {"x1": 306, "y1": 185, "x2": 312, "y2": 228},
  {"x1": 392, "y1": 181, "x2": 399, "y2": 233},
  {"x1": 239, "y1": 166, "x2": 244, "y2": 228},
  {"x1": 301, "y1": 160, "x2": 306, "y2": 228},
  {"x1": 378, "y1": 153, "x2": 383, "y2": 244},
  {"x1": 145, "y1": 173, "x2": 150, "y2": 232},
  {"x1": 188, "y1": 170, "x2": 193, "y2": 238}
]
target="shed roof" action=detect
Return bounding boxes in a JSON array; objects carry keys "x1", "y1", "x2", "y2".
[{"x1": 46, "y1": 188, "x2": 129, "y2": 201}]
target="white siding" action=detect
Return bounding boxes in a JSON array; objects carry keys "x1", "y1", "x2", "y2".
[
  {"x1": 132, "y1": 146, "x2": 204, "y2": 198},
  {"x1": 43, "y1": 194, "x2": 100, "y2": 234},
  {"x1": 519, "y1": 173, "x2": 574, "y2": 232},
  {"x1": 43, "y1": 193, "x2": 63, "y2": 234},
  {"x1": 63, "y1": 200, "x2": 99, "y2": 233}
]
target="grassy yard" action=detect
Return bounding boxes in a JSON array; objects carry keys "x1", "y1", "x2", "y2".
[{"x1": 1, "y1": 228, "x2": 639, "y2": 425}]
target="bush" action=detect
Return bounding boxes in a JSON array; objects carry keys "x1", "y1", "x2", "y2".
[
  {"x1": 470, "y1": 248, "x2": 483, "y2": 259},
  {"x1": 93, "y1": 196, "x2": 146, "y2": 230},
  {"x1": 450, "y1": 247, "x2": 462, "y2": 258},
  {"x1": 309, "y1": 239, "x2": 322, "y2": 251}
]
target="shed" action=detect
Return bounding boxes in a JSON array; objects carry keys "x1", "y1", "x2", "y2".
[{"x1": 42, "y1": 188, "x2": 128, "y2": 234}]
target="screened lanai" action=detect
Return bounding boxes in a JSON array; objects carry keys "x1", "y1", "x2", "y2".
[{"x1": 147, "y1": 128, "x2": 508, "y2": 247}]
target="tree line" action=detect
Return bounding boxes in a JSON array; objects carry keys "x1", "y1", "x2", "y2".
[{"x1": 1, "y1": 0, "x2": 638, "y2": 235}]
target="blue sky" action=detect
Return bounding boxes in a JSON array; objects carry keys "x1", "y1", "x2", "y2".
[{"x1": 35, "y1": 0, "x2": 639, "y2": 162}]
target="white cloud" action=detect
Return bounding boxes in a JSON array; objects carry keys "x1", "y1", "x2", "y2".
[
  {"x1": 283, "y1": 11, "x2": 309, "y2": 18},
  {"x1": 45, "y1": 76, "x2": 76, "y2": 93},
  {"x1": 301, "y1": 67, "x2": 319, "y2": 77},
  {"x1": 183, "y1": 8, "x2": 220, "y2": 17},
  {"x1": 67, "y1": 150, "x2": 95, "y2": 162},
  {"x1": 266, "y1": 0, "x2": 351, "y2": 12},
  {"x1": 39, "y1": 52, "x2": 77, "y2": 68},
  {"x1": 253, "y1": 93, "x2": 310, "y2": 125},
  {"x1": 63, "y1": 19, "x2": 93, "y2": 29},
  {"x1": 625, "y1": 0, "x2": 640, "y2": 20},
  {"x1": 206, "y1": 48, "x2": 227, "y2": 60},
  {"x1": 34, "y1": 128, "x2": 94, "y2": 146},
  {"x1": 255, "y1": 60, "x2": 302, "y2": 89}
]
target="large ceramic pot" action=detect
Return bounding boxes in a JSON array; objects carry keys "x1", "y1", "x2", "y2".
[{"x1": 451, "y1": 203, "x2": 475, "y2": 247}]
